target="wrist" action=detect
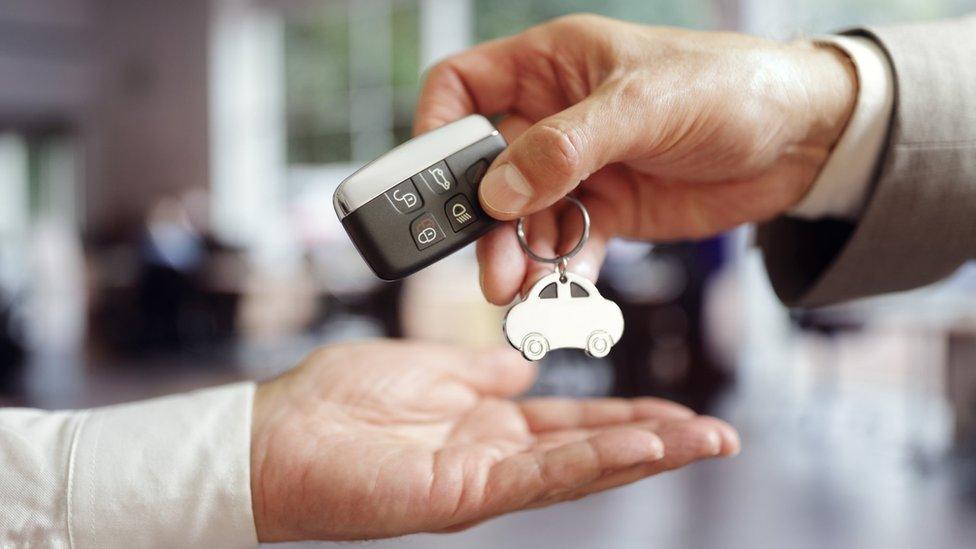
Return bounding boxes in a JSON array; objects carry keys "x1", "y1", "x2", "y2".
[
  {"x1": 251, "y1": 379, "x2": 283, "y2": 542},
  {"x1": 783, "y1": 39, "x2": 858, "y2": 201},
  {"x1": 796, "y1": 39, "x2": 858, "y2": 149}
]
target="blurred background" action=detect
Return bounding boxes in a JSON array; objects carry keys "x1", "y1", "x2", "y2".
[{"x1": 2, "y1": 0, "x2": 976, "y2": 547}]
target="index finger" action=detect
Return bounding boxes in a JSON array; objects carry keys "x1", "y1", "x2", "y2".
[{"x1": 413, "y1": 36, "x2": 521, "y2": 134}]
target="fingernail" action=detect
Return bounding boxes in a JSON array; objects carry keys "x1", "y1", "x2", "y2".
[
  {"x1": 648, "y1": 437, "x2": 665, "y2": 460},
  {"x1": 724, "y1": 429, "x2": 742, "y2": 457},
  {"x1": 480, "y1": 163, "x2": 533, "y2": 215},
  {"x1": 707, "y1": 430, "x2": 722, "y2": 456}
]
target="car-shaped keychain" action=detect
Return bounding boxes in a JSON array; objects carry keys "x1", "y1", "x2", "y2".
[
  {"x1": 503, "y1": 196, "x2": 625, "y2": 361},
  {"x1": 504, "y1": 270, "x2": 624, "y2": 361}
]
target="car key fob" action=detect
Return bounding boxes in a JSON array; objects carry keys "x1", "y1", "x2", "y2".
[{"x1": 333, "y1": 115, "x2": 506, "y2": 280}]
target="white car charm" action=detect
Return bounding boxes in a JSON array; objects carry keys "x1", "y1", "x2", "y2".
[{"x1": 503, "y1": 196, "x2": 625, "y2": 361}]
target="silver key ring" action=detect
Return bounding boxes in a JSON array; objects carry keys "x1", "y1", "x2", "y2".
[{"x1": 516, "y1": 195, "x2": 590, "y2": 268}]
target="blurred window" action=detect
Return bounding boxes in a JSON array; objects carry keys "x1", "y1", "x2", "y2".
[
  {"x1": 0, "y1": 133, "x2": 78, "y2": 292},
  {"x1": 762, "y1": 0, "x2": 970, "y2": 32},
  {"x1": 474, "y1": 0, "x2": 974, "y2": 43},
  {"x1": 283, "y1": 0, "x2": 420, "y2": 167},
  {"x1": 278, "y1": 0, "x2": 974, "y2": 176},
  {"x1": 474, "y1": 0, "x2": 720, "y2": 40}
]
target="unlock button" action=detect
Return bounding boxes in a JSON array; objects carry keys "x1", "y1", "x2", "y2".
[
  {"x1": 385, "y1": 180, "x2": 423, "y2": 214},
  {"x1": 446, "y1": 194, "x2": 477, "y2": 232}
]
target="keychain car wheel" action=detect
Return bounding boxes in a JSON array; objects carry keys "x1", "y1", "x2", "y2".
[
  {"x1": 585, "y1": 330, "x2": 613, "y2": 358},
  {"x1": 520, "y1": 332, "x2": 550, "y2": 361}
]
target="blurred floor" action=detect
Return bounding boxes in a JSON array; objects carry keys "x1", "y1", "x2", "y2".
[{"x1": 12, "y1": 337, "x2": 976, "y2": 549}]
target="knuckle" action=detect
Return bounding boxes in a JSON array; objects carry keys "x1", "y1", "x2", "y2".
[
  {"x1": 423, "y1": 58, "x2": 457, "y2": 85},
  {"x1": 520, "y1": 122, "x2": 584, "y2": 185},
  {"x1": 613, "y1": 72, "x2": 654, "y2": 107},
  {"x1": 526, "y1": 14, "x2": 613, "y2": 66},
  {"x1": 549, "y1": 13, "x2": 606, "y2": 34}
]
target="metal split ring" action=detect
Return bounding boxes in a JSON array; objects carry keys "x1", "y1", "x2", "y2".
[{"x1": 515, "y1": 195, "x2": 590, "y2": 269}]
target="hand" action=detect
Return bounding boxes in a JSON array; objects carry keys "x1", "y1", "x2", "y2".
[
  {"x1": 414, "y1": 14, "x2": 857, "y2": 304},
  {"x1": 250, "y1": 340, "x2": 739, "y2": 541}
]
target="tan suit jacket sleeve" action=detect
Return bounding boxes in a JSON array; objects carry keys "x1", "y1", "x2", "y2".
[{"x1": 758, "y1": 14, "x2": 976, "y2": 307}]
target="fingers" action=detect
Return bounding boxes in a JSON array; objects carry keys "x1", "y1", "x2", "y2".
[
  {"x1": 478, "y1": 86, "x2": 650, "y2": 221},
  {"x1": 495, "y1": 112, "x2": 532, "y2": 141},
  {"x1": 476, "y1": 205, "x2": 561, "y2": 304},
  {"x1": 475, "y1": 122, "x2": 630, "y2": 304},
  {"x1": 520, "y1": 397, "x2": 696, "y2": 432},
  {"x1": 556, "y1": 192, "x2": 617, "y2": 282},
  {"x1": 476, "y1": 224, "x2": 527, "y2": 305},
  {"x1": 643, "y1": 415, "x2": 740, "y2": 462},
  {"x1": 476, "y1": 194, "x2": 615, "y2": 304},
  {"x1": 518, "y1": 207, "x2": 563, "y2": 295},
  {"x1": 414, "y1": 36, "x2": 521, "y2": 134},
  {"x1": 533, "y1": 416, "x2": 741, "y2": 505},
  {"x1": 471, "y1": 114, "x2": 541, "y2": 304},
  {"x1": 482, "y1": 427, "x2": 665, "y2": 515}
]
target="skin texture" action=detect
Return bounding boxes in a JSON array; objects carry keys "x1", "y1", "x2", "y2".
[
  {"x1": 414, "y1": 14, "x2": 857, "y2": 304},
  {"x1": 251, "y1": 341, "x2": 739, "y2": 541}
]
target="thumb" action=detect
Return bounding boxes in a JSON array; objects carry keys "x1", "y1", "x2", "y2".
[{"x1": 478, "y1": 88, "x2": 639, "y2": 220}]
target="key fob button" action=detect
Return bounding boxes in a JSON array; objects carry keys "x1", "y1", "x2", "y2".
[
  {"x1": 413, "y1": 161, "x2": 457, "y2": 195},
  {"x1": 465, "y1": 159, "x2": 489, "y2": 188},
  {"x1": 384, "y1": 180, "x2": 423, "y2": 214},
  {"x1": 445, "y1": 194, "x2": 477, "y2": 232},
  {"x1": 410, "y1": 212, "x2": 446, "y2": 250},
  {"x1": 335, "y1": 114, "x2": 508, "y2": 280}
]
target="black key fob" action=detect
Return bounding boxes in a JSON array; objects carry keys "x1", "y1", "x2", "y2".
[{"x1": 333, "y1": 115, "x2": 506, "y2": 280}]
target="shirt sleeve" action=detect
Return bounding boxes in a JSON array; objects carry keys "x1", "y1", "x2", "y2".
[
  {"x1": 759, "y1": 15, "x2": 976, "y2": 307},
  {"x1": 788, "y1": 35, "x2": 895, "y2": 220},
  {"x1": 0, "y1": 382, "x2": 258, "y2": 549}
]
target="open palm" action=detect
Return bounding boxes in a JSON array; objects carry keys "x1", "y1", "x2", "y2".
[{"x1": 250, "y1": 340, "x2": 739, "y2": 542}]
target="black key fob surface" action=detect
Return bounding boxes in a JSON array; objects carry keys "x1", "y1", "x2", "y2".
[{"x1": 333, "y1": 115, "x2": 506, "y2": 280}]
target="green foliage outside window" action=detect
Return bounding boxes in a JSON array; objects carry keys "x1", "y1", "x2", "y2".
[
  {"x1": 284, "y1": 1, "x2": 420, "y2": 165},
  {"x1": 285, "y1": 3, "x2": 352, "y2": 165}
]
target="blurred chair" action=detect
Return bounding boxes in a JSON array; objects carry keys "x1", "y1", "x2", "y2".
[
  {"x1": 600, "y1": 239, "x2": 734, "y2": 410},
  {"x1": 0, "y1": 289, "x2": 25, "y2": 396},
  {"x1": 947, "y1": 331, "x2": 976, "y2": 450}
]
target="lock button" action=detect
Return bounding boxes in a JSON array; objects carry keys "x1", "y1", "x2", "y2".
[
  {"x1": 445, "y1": 194, "x2": 477, "y2": 232},
  {"x1": 410, "y1": 212, "x2": 445, "y2": 250},
  {"x1": 384, "y1": 180, "x2": 423, "y2": 214}
]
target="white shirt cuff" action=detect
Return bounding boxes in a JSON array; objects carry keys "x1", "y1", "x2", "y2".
[
  {"x1": 789, "y1": 35, "x2": 895, "y2": 220},
  {"x1": 69, "y1": 382, "x2": 259, "y2": 549}
]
